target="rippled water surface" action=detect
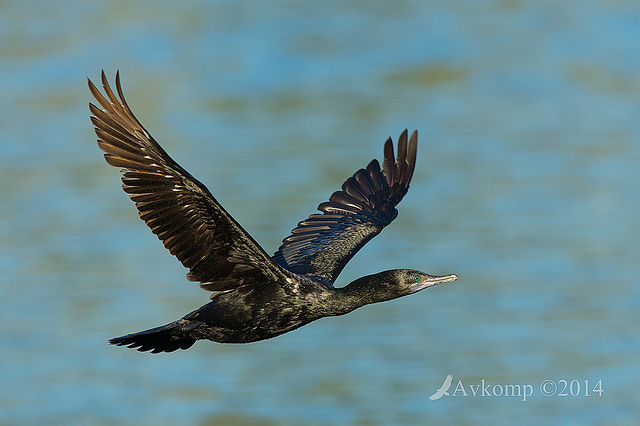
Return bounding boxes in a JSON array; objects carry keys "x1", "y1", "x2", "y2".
[{"x1": 1, "y1": 1, "x2": 639, "y2": 424}]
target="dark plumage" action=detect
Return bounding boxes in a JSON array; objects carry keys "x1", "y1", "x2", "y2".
[{"x1": 89, "y1": 71, "x2": 457, "y2": 353}]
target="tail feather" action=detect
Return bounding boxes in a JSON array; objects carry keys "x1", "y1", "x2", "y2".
[{"x1": 109, "y1": 319, "x2": 199, "y2": 354}]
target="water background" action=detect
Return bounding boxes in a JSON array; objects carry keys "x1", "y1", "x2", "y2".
[{"x1": 1, "y1": 0, "x2": 639, "y2": 424}]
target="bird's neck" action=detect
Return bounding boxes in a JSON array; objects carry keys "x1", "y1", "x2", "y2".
[{"x1": 324, "y1": 272, "x2": 396, "y2": 316}]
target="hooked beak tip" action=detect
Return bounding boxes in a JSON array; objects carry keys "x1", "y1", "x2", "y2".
[{"x1": 438, "y1": 273, "x2": 458, "y2": 284}]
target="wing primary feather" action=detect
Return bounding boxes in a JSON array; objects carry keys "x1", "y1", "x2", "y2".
[
  {"x1": 395, "y1": 129, "x2": 408, "y2": 185},
  {"x1": 366, "y1": 160, "x2": 383, "y2": 193},
  {"x1": 405, "y1": 130, "x2": 418, "y2": 186},
  {"x1": 382, "y1": 137, "x2": 394, "y2": 186}
]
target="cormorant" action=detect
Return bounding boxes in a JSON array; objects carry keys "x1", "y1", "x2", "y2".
[{"x1": 89, "y1": 71, "x2": 457, "y2": 353}]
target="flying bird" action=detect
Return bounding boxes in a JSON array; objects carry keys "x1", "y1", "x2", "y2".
[{"x1": 89, "y1": 71, "x2": 457, "y2": 353}]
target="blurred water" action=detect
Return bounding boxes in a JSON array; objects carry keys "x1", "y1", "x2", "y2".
[{"x1": 1, "y1": 0, "x2": 639, "y2": 424}]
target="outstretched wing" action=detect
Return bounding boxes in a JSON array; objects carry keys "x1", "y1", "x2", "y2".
[
  {"x1": 272, "y1": 130, "x2": 418, "y2": 285},
  {"x1": 89, "y1": 71, "x2": 288, "y2": 292}
]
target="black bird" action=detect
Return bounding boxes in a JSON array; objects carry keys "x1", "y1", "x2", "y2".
[{"x1": 89, "y1": 71, "x2": 457, "y2": 353}]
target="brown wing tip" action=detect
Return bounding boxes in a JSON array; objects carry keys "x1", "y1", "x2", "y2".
[
  {"x1": 395, "y1": 129, "x2": 408, "y2": 183},
  {"x1": 382, "y1": 136, "x2": 395, "y2": 186},
  {"x1": 381, "y1": 129, "x2": 419, "y2": 187},
  {"x1": 405, "y1": 129, "x2": 418, "y2": 185}
]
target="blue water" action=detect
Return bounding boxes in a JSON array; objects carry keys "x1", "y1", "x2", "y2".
[{"x1": 1, "y1": 0, "x2": 639, "y2": 424}]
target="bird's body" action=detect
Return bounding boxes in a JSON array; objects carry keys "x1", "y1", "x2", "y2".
[
  {"x1": 89, "y1": 71, "x2": 457, "y2": 353},
  {"x1": 130, "y1": 278, "x2": 328, "y2": 349}
]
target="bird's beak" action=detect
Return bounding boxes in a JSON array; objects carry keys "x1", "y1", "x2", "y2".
[{"x1": 409, "y1": 273, "x2": 458, "y2": 293}]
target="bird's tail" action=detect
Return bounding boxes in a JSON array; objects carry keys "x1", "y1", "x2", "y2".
[{"x1": 109, "y1": 319, "x2": 200, "y2": 354}]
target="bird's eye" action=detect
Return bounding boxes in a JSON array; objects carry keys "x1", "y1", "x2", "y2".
[{"x1": 414, "y1": 275, "x2": 420, "y2": 282}]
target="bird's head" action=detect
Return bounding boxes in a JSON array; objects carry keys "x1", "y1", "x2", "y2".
[{"x1": 342, "y1": 269, "x2": 458, "y2": 308}]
